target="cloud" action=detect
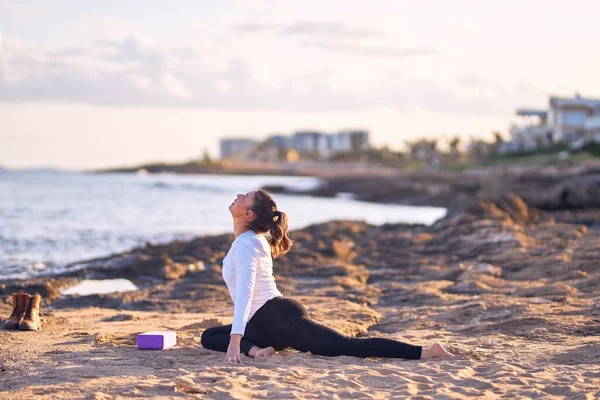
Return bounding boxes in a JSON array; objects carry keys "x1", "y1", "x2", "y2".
[
  {"x1": 233, "y1": 21, "x2": 385, "y2": 38},
  {"x1": 456, "y1": 74, "x2": 493, "y2": 88},
  {"x1": 127, "y1": 74, "x2": 151, "y2": 90},
  {"x1": 281, "y1": 21, "x2": 384, "y2": 38},
  {"x1": 214, "y1": 79, "x2": 233, "y2": 93},
  {"x1": 161, "y1": 73, "x2": 192, "y2": 99},
  {"x1": 0, "y1": 35, "x2": 193, "y2": 105},
  {"x1": 232, "y1": 21, "x2": 433, "y2": 59},
  {"x1": 301, "y1": 41, "x2": 437, "y2": 58},
  {"x1": 0, "y1": 33, "x2": 542, "y2": 115},
  {"x1": 234, "y1": 20, "x2": 433, "y2": 60},
  {"x1": 234, "y1": 23, "x2": 279, "y2": 33}
]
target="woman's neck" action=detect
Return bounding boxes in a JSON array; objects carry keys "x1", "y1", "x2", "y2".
[{"x1": 233, "y1": 220, "x2": 251, "y2": 239}]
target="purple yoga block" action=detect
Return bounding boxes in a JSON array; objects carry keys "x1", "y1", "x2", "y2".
[{"x1": 137, "y1": 331, "x2": 177, "y2": 350}]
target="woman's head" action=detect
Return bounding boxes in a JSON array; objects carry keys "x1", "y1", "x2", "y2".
[{"x1": 229, "y1": 189, "x2": 293, "y2": 258}]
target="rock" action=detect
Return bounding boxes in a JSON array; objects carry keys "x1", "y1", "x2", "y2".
[
  {"x1": 187, "y1": 261, "x2": 205, "y2": 273},
  {"x1": 270, "y1": 163, "x2": 600, "y2": 218},
  {"x1": 466, "y1": 194, "x2": 544, "y2": 224},
  {"x1": 0, "y1": 278, "x2": 76, "y2": 301},
  {"x1": 101, "y1": 313, "x2": 134, "y2": 322},
  {"x1": 128, "y1": 254, "x2": 187, "y2": 280},
  {"x1": 481, "y1": 338, "x2": 499, "y2": 347},
  {"x1": 206, "y1": 264, "x2": 222, "y2": 273},
  {"x1": 529, "y1": 298, "x2": 550, "y2": 304},
  {"x1": 447, "y1": 280, "x2": 495, "y2": 294},
  {"x1": 162, "y1": 260, "x2": 188, "y2": 280},
  {"x1": 465, "y1": 263, "x2": 503, "y2": 277},
  {"x1": 533, "y1": 175, "x2": 600, "y2": 210},
  {"x1": 332, "y1": 240, "x2": 357, "y2": 262},
  {"x1": 480, "y1": 309, "x2": 512, "y2": 320}
]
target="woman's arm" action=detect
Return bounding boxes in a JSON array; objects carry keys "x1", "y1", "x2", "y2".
[
  {"x1": 231, "y1": 249, "x2": 258, "y2": 336},
  {"x1": 224, "y1": 245, "x2": 258, "y2": 363}
]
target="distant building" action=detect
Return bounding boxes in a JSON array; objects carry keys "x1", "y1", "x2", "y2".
[
  {"x1": 508, "y1": 109, "x2": 552, "y2": 152},
  {"x1": 549, "y1": 95, "x2": 600, "y2": 143},
  {"x1": 585, "y1": 113, "x2": 600, "y2": 143},
  {"x1": 221, "y1": 129, "x2": 371, "y2": 162},
  {"x1": 332, "y1": 130, "x2": 370, "y2": 153},
  {"x1": 293, "y1": 130, "x2": 370, "y2": 159},
  {"x1": 220, "y1": 138, "x2": 258, "y2": 160},
  {"x1": 266, "y1": 134, "x2": 294, "y2": 149},
  {"x1": 507, "y1": 94, "x2": 600, "y2": 152},
  {"x1": 294, "y1": 131, "x2": 324, "y2": 152},
  {"x1": 293, "y1": 131, "x2": 329, "y2": 158}
]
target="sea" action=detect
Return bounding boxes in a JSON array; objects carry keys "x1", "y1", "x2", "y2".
[{"x1": 0, "y1": 170, "x2": 447, "y2": 280}]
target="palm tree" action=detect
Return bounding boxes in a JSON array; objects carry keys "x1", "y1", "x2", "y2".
[{"x1": 449, "y1": 136, "x2": 461, "y2": 159}]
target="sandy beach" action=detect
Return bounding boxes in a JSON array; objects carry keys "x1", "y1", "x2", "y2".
[
  {"x1": 3, "y1": 0, "x2": 600, "y2": 397},
  {"x1": 2, "y1": 191, "x2": 600, "y2": 399}
]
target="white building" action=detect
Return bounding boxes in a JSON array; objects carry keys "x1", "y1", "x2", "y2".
[
  {"x1": 293, "y1": 130, "x2": 370, "y2": 159},
  {"x1": 293, "y1": 131, "x2": 328, "y2": 157},
  {"x1": 585, "y1": 113, "x2": 600, "y2": 143},
  {"x1": 266, "y1": 134, "x2": 294, "y2": 149},
  {"x1": 332, "y1": 130, "x2": 370, "y2": 153},
  {"x1": 549, "y1": 95, "x2": 600, "y2": 144},
  {"x1": 508, "y1": 109, "x2": 552, "y2": 152},
  {"x1": 508, "y1": 94, "x2": 600, "y2": 152},
  {"x1": 221, "y1": 130, "x2": 371, "y2": 161},
  {"x1": 220, "y1": 138, "x2": 258, "y2": 160}
]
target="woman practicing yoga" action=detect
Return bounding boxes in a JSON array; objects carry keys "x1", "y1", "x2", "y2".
[{"x1": 201, "y1": 189, "x2": 454, "y2": 363}]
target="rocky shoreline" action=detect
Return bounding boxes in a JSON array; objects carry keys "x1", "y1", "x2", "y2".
[
  {"x1": 2, "y1": 165, "x2": 600, "y2": 398},
  {"x1": 2, "y1": 191, "x2": 598, "y2": 308},
  {"x1": 264, "y1": 161, "x2": 600, "y2": 219},
  {"x1": 2, "y1": 163, "x2": 600, "y2": 315}
]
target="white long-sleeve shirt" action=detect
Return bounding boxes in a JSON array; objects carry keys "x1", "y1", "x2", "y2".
[{"x1": 222, "y1": 230, "x2": 283, "y2": 336}]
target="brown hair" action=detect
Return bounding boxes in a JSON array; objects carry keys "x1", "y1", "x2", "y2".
[{"x1": 247, "y1": 189, "x2": 293, "y2": 258}]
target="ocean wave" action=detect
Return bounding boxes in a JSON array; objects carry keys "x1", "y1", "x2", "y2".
[{"x1": 148, "y1": 181, "x2": 227, "y2": 193}]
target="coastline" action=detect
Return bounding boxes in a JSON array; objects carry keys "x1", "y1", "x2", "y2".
[
  {"x1": 0, "y1": 169, "x2": 446, "y2": 280},
  {"x1": 89, "y1": 160, "x2": 401, "y2": 178},
  {"x1": 264, "y1": 161, "x2": 600, "y2": 219},
  {"x1": 2, "y1": 165, "x2": 600, "y2": 398},
  {"x1": 93, "y1": 159, "x2": 600, "y2": 217}
]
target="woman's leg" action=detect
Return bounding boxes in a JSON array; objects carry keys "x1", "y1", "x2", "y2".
[
  {"x1": 281, "y1": 316, "x2": 423, "y2": 359},
  {"x1": 201, "y1": 323, "x2": 271, "y2": 356},
  {"x1": 265, "y1": 298, "x2": 422, "y2": 359}
]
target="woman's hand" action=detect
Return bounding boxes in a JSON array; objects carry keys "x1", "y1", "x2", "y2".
[{"x1": 224, "y1": 342, "x2": 243, "y2": 364}]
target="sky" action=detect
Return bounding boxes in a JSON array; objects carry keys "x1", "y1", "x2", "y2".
[{"x1": 1, "y1": 0, "x2": 599, "y2": 170}]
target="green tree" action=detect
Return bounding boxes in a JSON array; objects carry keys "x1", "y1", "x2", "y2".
[
  {"x1": 449, "y1": 136, "x2": 461, "y2": 159},
  {"x1": 201, "y1": 148, "x2": 213, "y2": 165}
]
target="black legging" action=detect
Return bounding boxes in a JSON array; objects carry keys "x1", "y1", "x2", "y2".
[{"x1": 201, "y1": 296, "x2": 422, "y2": 359}]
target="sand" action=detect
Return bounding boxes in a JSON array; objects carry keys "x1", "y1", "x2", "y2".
[
  {"x1": 1, "y1": 300, "x2": 598, "y2": 399},
  {"x1": 2, "y1": 195, "x2": 600, "y2": 399}
]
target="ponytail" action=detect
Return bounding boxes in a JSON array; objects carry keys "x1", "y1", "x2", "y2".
[
  {"x1": 248, "y1": 190, "x2": 293, "y2": 258},
  {"x1": 269, "y1": 210, "x2": 293, "y2": 259}
]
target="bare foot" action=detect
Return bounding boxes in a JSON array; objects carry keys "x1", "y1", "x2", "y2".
[
  {"x1": 248, "y1": 346, "x2": 276, "y2": 359},
  {"x1": 420, "y1": 343, "x2": 454, "y2": 359}
]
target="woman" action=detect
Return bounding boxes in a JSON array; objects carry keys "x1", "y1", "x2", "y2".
[{"x1": 201, "y1": 189, "x2": 454, "y2": 363}]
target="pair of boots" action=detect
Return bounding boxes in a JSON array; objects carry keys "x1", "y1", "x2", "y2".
[{"x1": 3, "y1": 292, "x2": 42, "y2": 331}]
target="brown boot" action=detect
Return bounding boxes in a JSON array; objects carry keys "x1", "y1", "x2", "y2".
[
  {"x1": 4, "y1": 293, "x2": 30, "y2": 330},
  {"x1": 19, "y1": 292, "x2": 42, "y2": 331}
]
